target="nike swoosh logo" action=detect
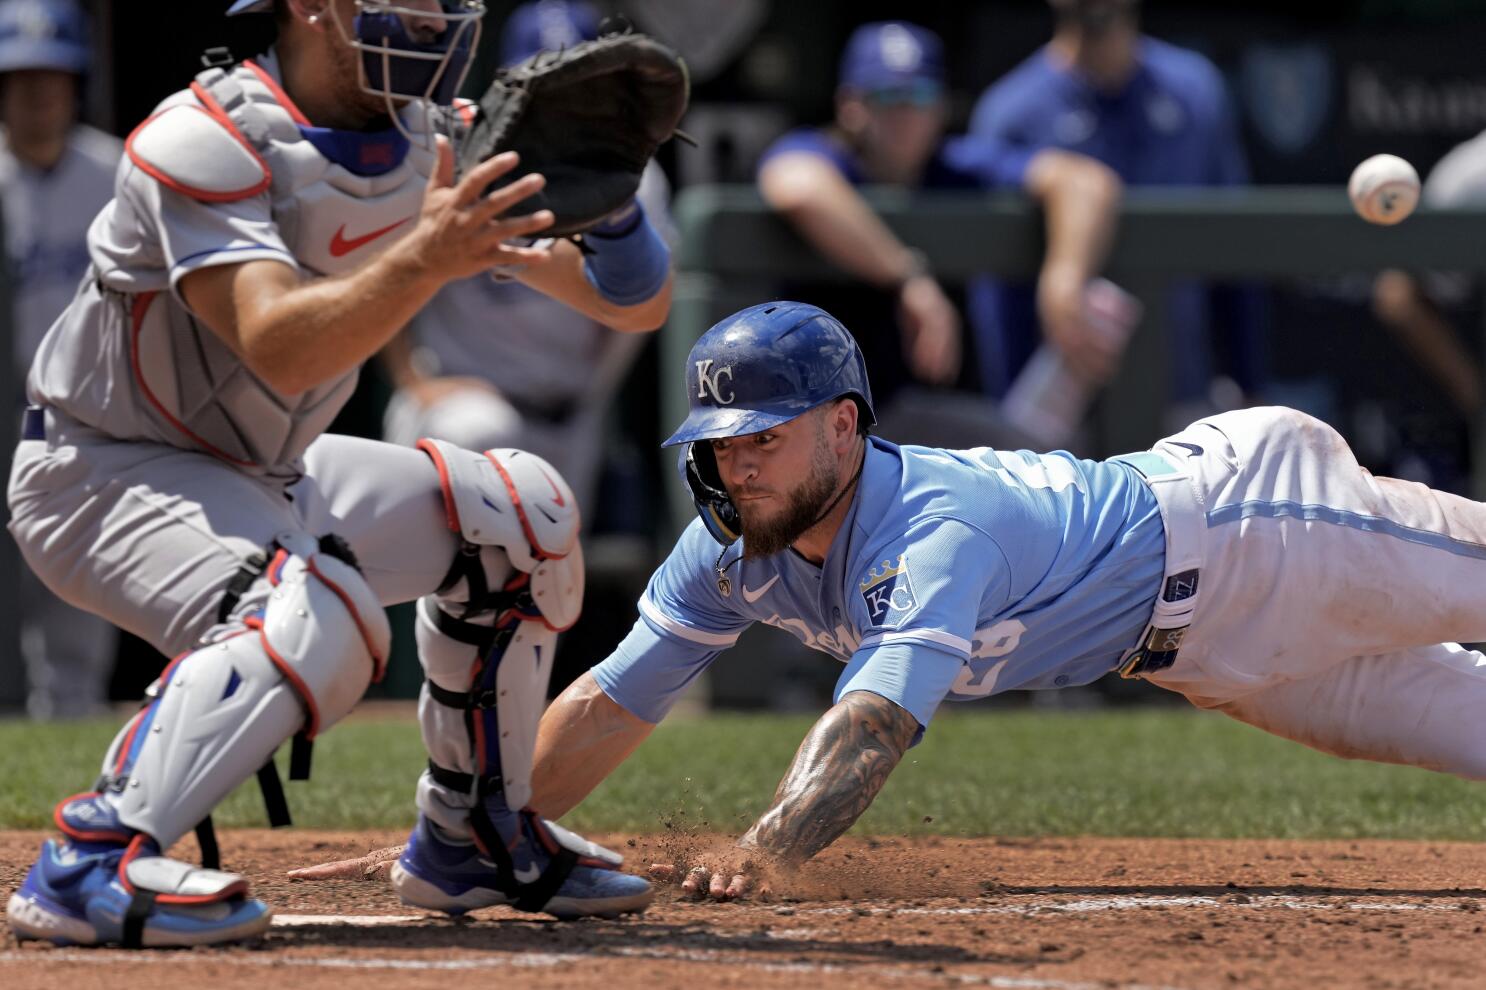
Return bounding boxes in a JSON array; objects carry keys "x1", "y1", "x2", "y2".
[
  {"x1": 1170, "y1": 442, "x2": 1204, "y2": 457},
  {"x1": 514, "y1": 864, "x2": 541, "y2": 884},
  {"x1": 329, "y1": 217, "x2": 410, "y2": 257},
  {"x1": 536, "y1": 466, "x2": 567, "y2": 508},
  {"x1": 741, "y1": 575, "x2": 780, "y2": 603}
]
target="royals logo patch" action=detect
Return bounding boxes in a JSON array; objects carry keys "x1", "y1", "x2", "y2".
[{"x1": 859, "y1": 555, "x2": 917, "y2": 627}]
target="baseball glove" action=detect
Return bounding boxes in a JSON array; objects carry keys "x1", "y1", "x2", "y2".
[{"x1": 458, "y1": 31, "x2": 689, "y2": 237}]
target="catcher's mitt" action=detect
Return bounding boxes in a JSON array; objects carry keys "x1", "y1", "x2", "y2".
[{"x1": 459, "y1": 31, "x2": 689, "y2": 237}]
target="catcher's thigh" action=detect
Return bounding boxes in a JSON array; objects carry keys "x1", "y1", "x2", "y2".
[
  {"x1": 87, "y1": 534, "x2": 389, "y2": 849},
  {"x1": 1212, "y1": 642, "x2": 1486, "y2": 780}
]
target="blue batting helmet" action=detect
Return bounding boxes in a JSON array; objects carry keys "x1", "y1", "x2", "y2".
[
  {"x1": 0, "y1": 0, "x2": 88, "y2": 75},
  {"x1": 664, "y1": 301, "x2": 875, "y2": 545}
]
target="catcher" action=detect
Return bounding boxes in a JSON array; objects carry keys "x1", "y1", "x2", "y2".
[{"x1": 7, "y1": 0, "x2": 682, "y2": 947}]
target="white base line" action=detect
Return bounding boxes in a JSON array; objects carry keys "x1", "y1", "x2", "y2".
[
  {"x1": 2, "y1": 895, "x2": 1459, "y2": 989},
  {"x1": 802, "y1": 894, "x2": 1465, "y2": 917},
  {"x1": 0, "y1": 948, "x2": 1188, "y2": 989}
]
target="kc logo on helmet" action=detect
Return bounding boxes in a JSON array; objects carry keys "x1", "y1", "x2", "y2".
[{"x1": 695, "y1": 359, "x2": 735, "y2": 405}]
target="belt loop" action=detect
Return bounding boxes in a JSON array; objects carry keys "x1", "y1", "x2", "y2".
[{"x1": 20, "y1": 405, "x2": 46, "y2": 442}]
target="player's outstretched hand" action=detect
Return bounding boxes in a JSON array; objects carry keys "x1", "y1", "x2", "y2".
[
  {"x1": 286, "y1": 844, "x2": 405, "y2": 881},
  {"x1": 649, "y1": 854, "x2": 770, "y2": 902},
  {"x1": 396, "y1": 136, "x2": 557, "y2": 283}
]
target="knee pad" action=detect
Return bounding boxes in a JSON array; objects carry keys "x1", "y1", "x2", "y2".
[
  {"x1": 65, "y1": 533, "x2": 389, "y2": 852},
  {"x1": 414, "y1": 442, "x2": 584, "y2": 826}
]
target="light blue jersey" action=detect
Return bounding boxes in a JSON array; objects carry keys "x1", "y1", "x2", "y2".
[{"x1": 591, "y1": 438, "x2": 1166, "y2": 732}]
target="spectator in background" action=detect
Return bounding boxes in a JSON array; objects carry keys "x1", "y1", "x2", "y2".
[
  {"x1": 757, "y1": 20, "x2": 1124, "y2": 451},
  {"x1": 957, "y1": 0, "x2": 1264, "y2": 434},
  {"x1": 381, "y1": 0, "x2": 674, "y2": 519},
  {"x1": 1371, "y1": 134, "x2": 1486, "y2": 425},
  {"x1": 0, "y1": 0, "x2": 120, "y2": 718}
]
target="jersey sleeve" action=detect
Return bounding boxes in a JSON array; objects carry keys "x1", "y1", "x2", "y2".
[
  {"x1": 1204, "y1": 75, "x2": 1250, "y2": 187},
  {"x1": 117, "y1": 159, "x2": 298, "y2": 292},
  {"x1": 938, "y1": 133, "x2": 1038, "y2": 189},
  {"x1": 755, "y1": 127, "x2": 862, "y2": 183},
  {"x1": 589, "y1": 519, "x2": 752, "y2": 722},
  {"x1": 950, "y1": 74, "x2": 1043, "y2": 188},
  {"x1": 836, "y1": 517, "x2": 1010, "y2": 729}
]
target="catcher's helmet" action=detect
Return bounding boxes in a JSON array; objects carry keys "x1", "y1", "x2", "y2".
[
  {"x1": 228, "y1": 0, "x2": 483, "y2": 107},
  {"x1": 663, "y1": 301, "x2": 875, "y2": 546},
  {"x1": 0, "y1": 0, "x2": 89, "y2": 75}
]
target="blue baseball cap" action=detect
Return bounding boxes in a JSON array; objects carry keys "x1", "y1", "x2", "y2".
[
  {"x1": 838, "y1": 21, "x2": 945, "y2": 98},
  {"x1": 225, "y1": 0, "x2": 271, "y2": 13},
  {"x1": 0, "y1": 0, "x2": 89, "y2": 74},
  {"x1": 499, "y1": 1, "x2": 599, "y2": 67}
]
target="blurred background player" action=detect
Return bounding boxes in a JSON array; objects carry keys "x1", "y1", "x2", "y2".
[
  {"x1": 381, "y1": 0, "x2": 675, "y2": 519},
  {"x1": 0, "y1": 0, "x2": 120, "y2": 719},
  {"x1": 956, "y1": 0, "x2": 1265, "y2": 438},
  {"x1": 756, "y1": 20, "x2": 1124, "y2": 451},
  {"x1": 1370, "y1": 128, "x2": 1486, "y2": 426}
]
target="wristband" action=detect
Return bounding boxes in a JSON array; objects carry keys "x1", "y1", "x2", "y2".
[{"x1": 582, "y1": 202, "x2": 670, "y2": 306}]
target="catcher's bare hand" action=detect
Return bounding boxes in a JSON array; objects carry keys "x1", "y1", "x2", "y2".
[
  {"x1": 397, "y1": 136, "x2": 556, "y2": 282},
  {"x1": 649, "y1": 853, "x2": 769, "y2": 902},
  {"x1": 286, "y1": 844, "x2": 405, "y2": 881}
]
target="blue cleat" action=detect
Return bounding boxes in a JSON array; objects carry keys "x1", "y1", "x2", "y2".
[
  {"x1": 391, "y1": 812, "x2": 652, "y2": 920},
  {"x1": 7, "y1": 837, "x2": 272, "y2": 948}
]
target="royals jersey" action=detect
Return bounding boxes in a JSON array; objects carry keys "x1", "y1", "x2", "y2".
[{"x1": 591, "y1": 437, "x2": 1167, "y2": 732}]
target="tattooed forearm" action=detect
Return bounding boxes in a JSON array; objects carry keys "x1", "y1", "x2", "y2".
[{"x1": 740, "y1": 691, "x2": 919, "y2": 865}]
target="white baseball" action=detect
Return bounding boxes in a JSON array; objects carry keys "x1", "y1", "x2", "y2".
[{"x1": 1348, "y1": 154, "x2": 1420, "y2": 226}]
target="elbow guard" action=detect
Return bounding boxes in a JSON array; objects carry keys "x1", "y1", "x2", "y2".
[{"x1": 581, "y1": 202, "x2": 670, "y2": 306}]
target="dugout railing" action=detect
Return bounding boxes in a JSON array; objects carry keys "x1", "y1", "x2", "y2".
[{"x1": 665, "y1": 185, "x2": 1486, "y2": 532}]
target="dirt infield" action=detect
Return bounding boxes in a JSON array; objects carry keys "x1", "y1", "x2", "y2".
[{"x1": 3, "y1": 829, "x2": 1484, "y2": 989}]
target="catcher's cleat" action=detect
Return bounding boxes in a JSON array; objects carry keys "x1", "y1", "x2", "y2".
[
  {"x1": 8, "y1": 838, "x2": 271, "y2": 948},
  {"x1": 391, "y1": 813, "x2": 652, "y2": 920}
]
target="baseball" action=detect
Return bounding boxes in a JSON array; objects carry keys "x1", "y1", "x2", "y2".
[{"x1": 1348, "y1": 154, "x2": 1420, "y2": 226}]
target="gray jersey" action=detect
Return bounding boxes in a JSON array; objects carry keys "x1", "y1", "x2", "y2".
[
  {"x1": 0, "y1": 124, "x2": 121, "y2": 375},
  {"x1": 27, "y1": 51, "x2": 440, "y2": 480}
]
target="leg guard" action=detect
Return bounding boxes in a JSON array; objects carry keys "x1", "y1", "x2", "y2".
[
  {"x1": 63, "y1": 532, "x2": 389, "y2": 852},
  {"x1": 403, "y1": 442, "x2": 650, "y2": 918},
  {"x1": 414, "y1": 442, "x2": 583, "y2": 824}
]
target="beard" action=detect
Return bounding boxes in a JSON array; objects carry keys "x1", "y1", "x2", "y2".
[{"x1": 737, "y1": 431, "x2": 841, "y2": 560}]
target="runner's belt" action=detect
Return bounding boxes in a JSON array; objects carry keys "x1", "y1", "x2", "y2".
[{"x1": 1108, "y1": 448, "x2": 1205, "y2": 679}]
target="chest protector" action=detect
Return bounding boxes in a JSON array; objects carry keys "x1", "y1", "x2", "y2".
[
  {"x1": 119, "y1": 55, "x2": 449, "y2": 473},
  {"x1": 136, "y1": 56, "x2": 441, "y2": 275}
]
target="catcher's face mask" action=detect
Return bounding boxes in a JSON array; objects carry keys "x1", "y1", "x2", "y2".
[{"x1": 331, "y1": 0, "x2": 483, "y2": 107}]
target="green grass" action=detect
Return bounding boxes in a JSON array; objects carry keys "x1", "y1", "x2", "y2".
[{"x1": 4, "y1": 707, "x2": 1486, "y2": 840}]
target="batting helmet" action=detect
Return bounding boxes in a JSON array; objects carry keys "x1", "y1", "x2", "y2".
[
  {"x1": 663, "y1": 301, "x2": 876, "y2": 546},
  {"x1": 0, "y1": 0, "x2": 89, "y2": 75}
]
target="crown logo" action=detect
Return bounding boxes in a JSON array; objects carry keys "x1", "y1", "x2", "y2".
[{"x1": 859, "y1": 555, "x2": 907, "y2": 593}]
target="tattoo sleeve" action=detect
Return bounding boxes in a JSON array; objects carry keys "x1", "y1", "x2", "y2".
[{"x1": 739, "y1": 690, "x2": 919, "y2": 864}]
